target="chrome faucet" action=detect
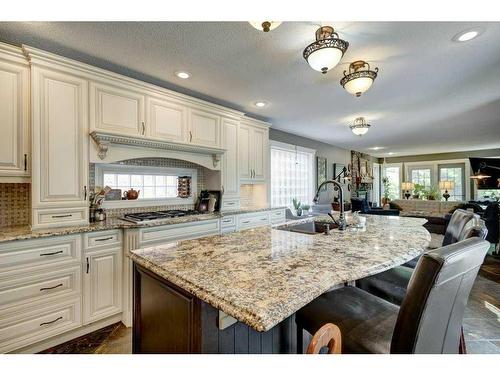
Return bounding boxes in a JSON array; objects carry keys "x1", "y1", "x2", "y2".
[{"x1": 313, "y1": 179, "x2": 347, "y2": 231}]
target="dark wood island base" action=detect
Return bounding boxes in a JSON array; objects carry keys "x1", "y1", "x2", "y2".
[{"x1": 133, "y1": 263, "x2": 298, "y2": 354}]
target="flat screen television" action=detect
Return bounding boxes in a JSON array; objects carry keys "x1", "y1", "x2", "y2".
[{"x1": 469, "y1": 158, "x2": 500, "y2": 189}]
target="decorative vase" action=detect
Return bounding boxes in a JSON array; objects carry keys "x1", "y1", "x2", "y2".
[
  {"x1": 381, "y1": 197, "x2": 390, "y2": 205},
  {"x1": 296, "y1": 207, "x2": 303, "y2": 216}
]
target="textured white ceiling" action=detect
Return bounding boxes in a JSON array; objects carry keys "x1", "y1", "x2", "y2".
[{"x1": 1, "y1": 21, "x2": 499, "y2": 156}]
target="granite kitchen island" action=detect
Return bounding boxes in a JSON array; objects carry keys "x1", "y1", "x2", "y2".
[{"x1": 129, "y1": 215, "x2": 431, "y2": 353}]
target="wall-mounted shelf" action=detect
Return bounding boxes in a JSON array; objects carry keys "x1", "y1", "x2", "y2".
[{"x1": 90, "y1": 131, "x2": 226, "y2": 167}]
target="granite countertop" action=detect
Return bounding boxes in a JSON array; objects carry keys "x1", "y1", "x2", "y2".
[
  {"x1": 129, "y1": 215, "x2": 431, "y2": 332},
  {"x1": 0, "y1": 206, "x2": 289, "y2": 243}
]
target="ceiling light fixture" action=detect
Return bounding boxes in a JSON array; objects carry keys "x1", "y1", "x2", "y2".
[
  {"x1": 249, "y1": 21, "x2": 282, "y2": 32},
  {"x1": 453, "y1": 29, "x2": 482, "y2": 42},
  {"x1": 340, "y1": 60, "x2": 378, "y2": 97},
  {"x1": 303, "y1": 26, "x2": 349, "y2": 74},
  {"x1": 370, "y1": 146, "x2": 384, "y2": 151},
  {"x1": 350, "y1": 117, "x2": 371, "y2": 136},
  {"x1": 388, "y1": 152, "x2": 395, "y2": 156},
  {"x1": 175, "y1": 71, "x2": 191, "y2": 79},
  {"x1": 254, "y1": 101, "x2": 268, "y2": 108}
]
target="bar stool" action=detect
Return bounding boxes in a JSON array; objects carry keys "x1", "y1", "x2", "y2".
[
  {"x1": 305, "y1": 323, "x2": 342, "y2": 354},
  {"x1": 296, "y1": 238, "x2": 490, "y2": 354}
]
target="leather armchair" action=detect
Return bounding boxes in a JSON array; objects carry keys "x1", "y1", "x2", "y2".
[
  {"x1": 296, "y1": 238, "x2": 490, "y2": 353},
  {"x1": 351, "y1": 198, "x2": 399, "y2": 216}
]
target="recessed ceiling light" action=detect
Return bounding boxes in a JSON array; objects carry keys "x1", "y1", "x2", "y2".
[
  {"x1": 369, "y1": 146, "x2": 385, "y2": 151},
  {"x1": 388, "y1": 152, "x2": 395, "y2": 155},
  {"x1": 175, "y1": 71, "x2": 191, "y2": 79},
  {"x1": 453, "y1": 29, "x2": 483, "y2": 42},
  {"x1": 254, "y1": 101, "x2": 268, "y2": 108}
]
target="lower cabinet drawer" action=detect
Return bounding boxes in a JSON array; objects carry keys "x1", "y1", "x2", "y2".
[
  {"x1": 32, "y1": 207, "x2": 88, "y2": 229},
  {"x1": 0, "y1": 235, "x2": 81, "y2": 275},
  {"x1": 237, "y1": 213, "x2": 270, "y2": 230},
  {"x1": 220, "y1": 215, "x2": 236, "y2": 228},
  {"x1": 270, "y1": 209, "x2": 286, "y2": 224},
  {"x1": 140, "y1": 219, "x2": 220, "y2": 245},
  {"x1": 0, "y1": 265, "x2": 81, "y2": 310},
  {"x1": 83, "y1": 230, "x2": 122, "y2": 250},
  {"x1": 0, "y1": 297, "x2": 82, "y2": 353}
]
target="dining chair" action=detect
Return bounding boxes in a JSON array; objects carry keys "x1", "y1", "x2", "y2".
[{"x1": 296, "y1": 238, "x2": 490, "y2": 353}]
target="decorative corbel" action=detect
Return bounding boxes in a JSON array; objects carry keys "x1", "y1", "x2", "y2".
[
  {"x1": 212, "y1": 154, "x2": 221, "y2": 168},
  {"x1": 90, "y1": 132, "x2": 109, "y2": 160}
]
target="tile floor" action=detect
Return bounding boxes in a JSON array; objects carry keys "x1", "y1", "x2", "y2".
[{"x1": 39, "y1": 243, "x2": 500, "y2": 354}]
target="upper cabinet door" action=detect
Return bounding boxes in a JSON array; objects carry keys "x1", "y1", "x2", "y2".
[
  {"x1": 188, "y1": 109, "x2": 221, "y2": 148},
  {"x1": 90, "y1": 81, "x2": 145, "y2": 137},
  {"x1": 252, "y1": 126, "x2": 268, "y2": 181},
  {"x1": 0, "y1": 57, "x2": 29, "y2": 177},
  {"x1": 238, "y1": 123, "x2": 252, "y2": 180},
  {"x1": 146, "y1": 96, "x2": 186, "y2": 143},
  {"x1": 221, "y1": 119, "x2": 239, "y2": 197},
  {"x1": 32, "y1": 67, "x2": 88, "y2": 207}
]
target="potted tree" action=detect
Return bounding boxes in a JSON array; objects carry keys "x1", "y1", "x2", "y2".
[{"x1": 381, "y1": 177, "x2": 392, "y2": 205}]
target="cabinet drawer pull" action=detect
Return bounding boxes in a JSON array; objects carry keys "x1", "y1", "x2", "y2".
[
  {"x1": 226, "y1": 202, "x2": 235, "y2": 205},
  {"x1": 40, "y1": 250, "x2": 63, "y2": 257},
  {"x1": 261, "y1": 218, "x2": 268, "y2": 221},
  {"x1": 40, "y1": 283, "x2": 63, "y2": 291},
  {"x1": 95, "y1": 236, "x2": 114, "y2": 242},
  {"x1": 40, "y1": 316, "x2": 63, "y2": 326},
  {"x1": 242, "y1": 220, "x2": 251, "y2": 224},
  {"x1": 51, "y1": 214, "x2": 72, "y2": 219},
  {"x1": 222, "y1": 219, "x2": 232, "y2": 223}
]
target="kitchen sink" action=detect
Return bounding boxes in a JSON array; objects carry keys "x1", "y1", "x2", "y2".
[{"x1": 277, "y1": 221, "x2": 338, "y2": 235}]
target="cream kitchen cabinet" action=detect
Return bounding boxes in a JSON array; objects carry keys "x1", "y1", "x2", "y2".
[
  {"x1": 187, "y1": 108, "x2": 221, "y2": 147},
  {"x1": 83, "y1": 247, "x2": 123, "y2": 324},
  {"x1": 239, "y1": 119, "x2": 269, "y2": 183},
  {"x1": 0, "y1": 43, "x2": 30, "y2": 179},
  {"x1": 30, "y1": 65, "x2": 89, "y2": 229},
  {"x1": 90, "y1": 81, "x2": 146, "y2": 137},
  {"x1": 221, "y1": 118, "x2": 240, "y2": 202},
  {"x1": 146, "y1": 95, "x2": 187, "y2": 142}
]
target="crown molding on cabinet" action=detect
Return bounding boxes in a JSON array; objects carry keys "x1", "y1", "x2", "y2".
[
  {"x1": 90, "y1": 131, "x2": 226, "y2": 168},
  {"x1": 21, "y1": 45, "x2": 245, "y2": 121}
]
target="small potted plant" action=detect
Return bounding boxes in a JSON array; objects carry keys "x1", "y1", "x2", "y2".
[
  {"x1": 301, "y1": 203, "x2": 311, "y2": 214},
  {"x1": 425, "y1": 185, "x2": 441, "y2": 201},
  {"x1": 412, "y1": 183, "x2": 425, "y2": 199},
  {"x1": 292, "y1": 197, "x2": 302, "y2": 216}
]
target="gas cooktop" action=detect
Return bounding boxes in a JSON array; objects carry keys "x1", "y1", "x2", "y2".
[{"x1": 120, "y1": 209, "x2": 202, "y2": 224}]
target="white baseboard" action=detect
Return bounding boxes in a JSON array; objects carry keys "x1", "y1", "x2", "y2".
[{"x1": 10, "y1": 314, "x2": 123, "y2": 354}]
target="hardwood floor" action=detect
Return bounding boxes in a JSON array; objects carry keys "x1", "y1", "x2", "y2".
[{"x1": 39, "y1": 253, "x2": 499, "y2": 354}]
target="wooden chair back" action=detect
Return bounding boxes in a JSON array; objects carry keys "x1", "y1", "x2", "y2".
[{"x1": 306, "y1": 323, "x2": 342, "y2": 354}]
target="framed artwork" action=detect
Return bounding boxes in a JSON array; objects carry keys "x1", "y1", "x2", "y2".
[{"x1": 317, "y1": 156, "x2": 327, "y2": 191}]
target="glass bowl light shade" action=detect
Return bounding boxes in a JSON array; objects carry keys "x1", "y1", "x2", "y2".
[
  {"x1": 350, "y1": 117, "x2": 371, "y2": 136},
  {"x1": 249, "y1": 21, "x2": 281, "y2": 32},
  {"x1": 340, "y1": 61, "x2": 378, "y2": 97},
  {"x1": 303, "y1": 26, "x2": 349, "y2": 74}
]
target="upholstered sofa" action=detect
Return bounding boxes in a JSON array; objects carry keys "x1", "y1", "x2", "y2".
[{"x1": 391, "y1": 199, "x2": 464, "y2": 234}]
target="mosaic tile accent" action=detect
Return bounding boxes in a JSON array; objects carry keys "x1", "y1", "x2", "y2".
[
  {"x1": 0, "y1": 183, "x2": 30, "y2": 227},
  {"x1": 89, "y1": 158, "x2": 208, "y2": 217}
]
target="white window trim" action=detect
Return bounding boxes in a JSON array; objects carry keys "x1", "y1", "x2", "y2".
[
  {"x1": 270, "y1": 140, "x2": 316, "y2": 208},
  {"x1": 270, "y1": 140, "x2": 316, "y2": 155},
  {"x1": 382, "y1": 162, "x2": 403, "y2": 199},
  {"x1": 95, "y1": 163, "x2": 198, "y2": 209},
  {"x1": 403, "y1": 159, "x2": 470, "y2": 201}
]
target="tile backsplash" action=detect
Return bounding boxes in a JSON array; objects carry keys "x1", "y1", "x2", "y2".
[
  {"x1": 0, "y1": 183, "x2": 30, "y2": 227},
  {"x1": 90, "y1": 158, "x2": 208, "y2": 218}
]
